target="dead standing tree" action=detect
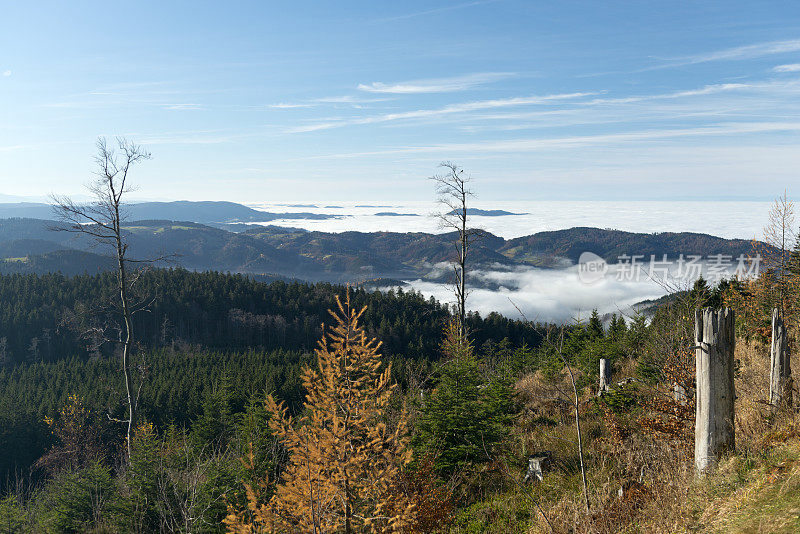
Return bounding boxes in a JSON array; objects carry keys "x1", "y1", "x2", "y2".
[
  {"x1": 431, "y1": 162, "x2": 480, "y2": 339},
  {"x1": 52, "y1": 137, "x2": 152, "y2": 461},
  {"x1": 693, "y1": 307, "x2": 736, "y2": 474},
  {"x1": 770, "y1": 308, "x2": 793, "y2": 409}
]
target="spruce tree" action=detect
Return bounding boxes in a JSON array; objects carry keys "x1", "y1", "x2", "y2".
[
  {"x1": 412, "y1": 321, "x2": 517, "y2": 480},
  {"x1": 587, "y1": 309, "x2": 604, "y2": 339}
]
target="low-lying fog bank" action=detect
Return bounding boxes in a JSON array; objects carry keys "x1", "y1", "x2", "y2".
[
  {"x1": 394, "y1": 260, "x2": 740, "y2": 323},
  {"x1": 248, "y1": 200, "x2": 770, "y2": 240}
]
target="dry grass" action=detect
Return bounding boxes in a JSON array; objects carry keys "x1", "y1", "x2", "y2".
[
  {"x1": 736, "y1": 339, "x2": 775, "y2": 452},
  {"x1": 516, "y1": 368, "x2": 696, "y2": 533},
  {"x1": 502, "y1": 339, "x2": 800, "y2": 534}
]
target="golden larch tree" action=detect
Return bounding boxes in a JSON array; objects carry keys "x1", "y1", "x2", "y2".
[
  {"x1": 225, "y1": 293, "x2": 415, "y2": 533},
  {"x1": 730, "y1": 193, "x2": 800, "y2": 341}
]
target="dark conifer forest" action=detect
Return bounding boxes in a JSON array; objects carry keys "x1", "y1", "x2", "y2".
[{"x1": 0, "y1": 269, "x2": 544, "y2": 497}]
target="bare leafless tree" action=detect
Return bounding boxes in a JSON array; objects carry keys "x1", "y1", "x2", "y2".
[
  {"x1": 51, "y1": 137, "x2": 151, "y2": 461},
  {"x1": 431, "y1": 162, "x2": 480, "y2": 338},
  {"x1": 511, "y1": 298, "x2": 592, "y2": 517},
  {"x1": 762, "y1": 191, "x2": 796, "y2": 315},
  {"x1": 555, "y1": 326, "x2": 591, "y2": 516}
]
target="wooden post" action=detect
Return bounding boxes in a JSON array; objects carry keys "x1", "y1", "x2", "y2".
[
  {"x1": 694, "y1": 307, "x2": 735, "y2": 473},
  {"x1": 598, "y1": 358, "x2": 609, "y2": 395},
  {"x1": 769, "y1": 308, "x2": 793, "y2": 409}
]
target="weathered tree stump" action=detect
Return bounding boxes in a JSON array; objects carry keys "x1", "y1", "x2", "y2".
[
  {"x1": 673, "y1": 383, "x2": 687, "y2": 406},
  {"x1": 769, "y1": 308, "x2": 793, "y2": 409},
  {"x1": 524, "y1": 452, "x2": 550, "y2": 484},
  {"x1": 694, "y1": 307, "x2": 735, "y2": 473},
  {"x1": 598, "y1": 358, "x2": 610, "y2": 396}
]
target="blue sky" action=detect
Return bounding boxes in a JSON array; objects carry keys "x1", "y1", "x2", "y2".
[{"x1": 2, "y1": 1, "x2": 800, "y2": 201}]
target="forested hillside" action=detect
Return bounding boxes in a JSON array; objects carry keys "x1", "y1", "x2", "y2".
[
  {"x1": 0, "y1": 269, "x2": 541, "y2": 366},
  {"x1": 0, "y1": 215, "x2": 769, "y2": 282},
  {"x1": 500, "y1": 226, "x2": 760, "y2": 264},
  {"x1": 7, "y1": 263, "x2": 798, "y2": 533}
]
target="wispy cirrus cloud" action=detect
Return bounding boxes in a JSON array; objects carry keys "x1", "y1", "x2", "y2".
[
  {"x1": 287, "y1": 91, "x2": 595, "y2": 133},
  {"x1": 0, "y1": 144, "x2": 27, "y2": 152},
  {"x1": 648, "y1": 38, "x2": 800, "y2": 70},
  {"x1": 289, "y1": 80, "x2": 794, "y2": 134},
  {"x1": 388, "y1": 78, "x2": 800, "y2": 134},
  {"x1": 524, "y1": 79, "x2": 799, "y2": 123},
  {"x1": 267, "y1": 95, "x2": 391, "y2": 109},
  {"x1": 371, "y1": 0, "x2": 499, "y2": 23},
  {"x1": 357, "y1": 72, "x2": 515, "y2": 93},
  {"x1": 136, "y1": 130, "x2": 236, "y2": 145},
  {"x1": 269, "y1": 102, "x2": 316, "y2": 109},
  {"x1": 578, "y1": 80, "x2": 795, "y2": 107},
  {"x1": 773, "y1": 63, "x2": 800, "y2": 72},
  {"x1": 2, "y1": 70, "x2": 10, "y2": 77},
  {"x1": 312, "y1": 95, "x2": 391, "y2": 104},
  {"x1": 164, "y1": 103, "x2": 204, "y2": 110},
  {"x1": 303, "y1": 121, "x2": 800, "y2": 159}
]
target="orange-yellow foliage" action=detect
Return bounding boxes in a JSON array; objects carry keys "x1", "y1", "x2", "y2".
[
  {"x1": 37, "y1": 394, "x2": 113, "y2": 473},
  {"x1": 225, "y1": 293, "x2": 415, "y2": 533},
  {"x1": 638, "y1": 348, "x2": 695, "y2": 452}
]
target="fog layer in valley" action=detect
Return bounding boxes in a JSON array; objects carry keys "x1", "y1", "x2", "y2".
[{"x1": 400, "y1": 261, "x2": 737, "y2": 323}]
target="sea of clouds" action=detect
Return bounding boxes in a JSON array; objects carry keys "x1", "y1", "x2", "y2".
[{"x1": 246, "y1": 200, "x2": 770, "y2": 240}]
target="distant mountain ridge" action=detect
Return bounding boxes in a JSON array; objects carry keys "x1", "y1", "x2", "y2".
[
  {"x1": 0, "y1": 200, "x2": 338, "y2": 224},
  {"x1": 500, "y1": 226, "x2": 757, "y2": 264},
  {"x1": 0, "y1": 211, "x2": 768, "y2": 284}
]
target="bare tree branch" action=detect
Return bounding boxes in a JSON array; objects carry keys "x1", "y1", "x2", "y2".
[
  {"x1": 430, "y1": 161, "x2": 480, "y2": 340},
  {"x1": 51, "y1": 137, "x2": 152, "y2": 462}
]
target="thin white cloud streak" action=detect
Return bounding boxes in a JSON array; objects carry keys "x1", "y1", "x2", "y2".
[
  {"x1": 290, "y1": 78, "x2": 800, "y2": 136},
  {"x1": 774, "y1": 63, "x2": 800, "y2": 72},
  {"x1": 132, "y1": 128, "x2": 242, "y2": 145},
  {"x1": 568, "y1": 79, "x2": 800, "y2": 109},
  {"x1": 289, "y1": 79, "x2": 800, "y2": 133},
  {"x1": 357, "y1": 72, "x2": 515, "y2": 93},
  {"x1": 267, "y1": 95, "x2": 391, "y2": 109},
  {"x1": 164, "y1": 103, "x2": 203, "y2": 110},
  {"x1": 313, "y1": 95, "x2": 392, "y2": 104},
  {"x1": 2, "y1": 70, "x2": 10, "y2": 77},
  {"x1": 649, "y1": 38, "x2": 800, "y2": 70},
  {"x1": 449, "y1": 79, "x2": 800, "y2": 131},
  {"x1": 582, "y1": 82, "x2": 751, "y2": 105},
  {"x1": 269, "y1": 102, "x2": 316, "y2": 109},
  {"x1": 371, "y1": 0, "x2": 498, "y2": 23},
  {"x1": 306, "y1": 121, "x2": 800, "y2": 158},
  {"x1": 41, "y1": 81, "x2": 219, "y2": 109},
  {"x1": 287, "y1": 91, "x2": 595, "y2": 133}
]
